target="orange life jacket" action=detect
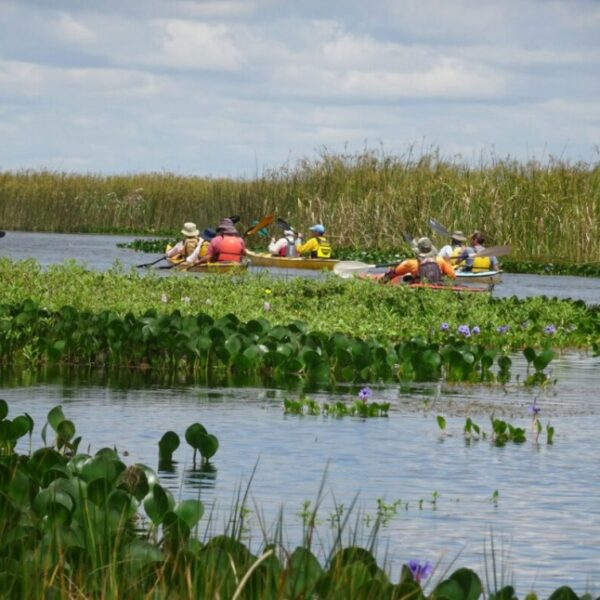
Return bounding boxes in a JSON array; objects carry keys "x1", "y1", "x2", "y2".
[{"x1": 217, "y1": 235, "x2": 244, "y2": 262}]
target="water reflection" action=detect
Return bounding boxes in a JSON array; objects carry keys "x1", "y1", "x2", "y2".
[{"x1": 182, "y1": 463, "x2": 218, "y2": 494}]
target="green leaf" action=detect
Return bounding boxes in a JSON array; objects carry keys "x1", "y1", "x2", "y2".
[
  {"x1": 523, "y1": 347, "x2": 536, "y2": 364},
  {"x1": 437, "y1": 415, "x2": 446, "y2": 431},
  {"x1": 185, "y1": 423, "x2": 207, "y2": 450},
  {"x1": 175, "y1": 499, "x2": 204, "y2": 529},
  {"x1": 47, "y1": 406, "x2": 65, "y2": 432},
  {"x1": 533, "y1": 348, "x2": 555, "y2": 371},
  {"x1": 0, "y1": 399, "x2": 7, "y2": 420},
  {"x1": 144, "y1": 484, "x2": 173, "y2": 525},
  {"x1": 198, "y1": 433, "x2": 219, "y2": 460},
  {"x1": 57, "y1": 420, "x2": 76, "y2": 442}
]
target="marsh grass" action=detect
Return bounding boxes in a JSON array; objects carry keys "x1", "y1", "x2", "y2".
[{"x1": 1, "y1": 147, "x2": 599, "y2": 262}]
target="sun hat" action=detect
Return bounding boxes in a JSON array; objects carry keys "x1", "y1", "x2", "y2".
[
  {"x1": 217, "y1": 218, "x2": 238, "y2": 235},
  {"x1": 416, "y1": 237, "x2": 437, "y2": 258},
  {"x1": 181, "y1": 222, "x2": 199, "y2": 237},
  {"x1": 451, "y1": 230, "x2": 467, "y2": 242},
  {"x1": 309, "y1": 224, "x2": 325, "y2": 235},
  {"x1": 202, "y1": 227, "x2": 217, "y2": 240}
]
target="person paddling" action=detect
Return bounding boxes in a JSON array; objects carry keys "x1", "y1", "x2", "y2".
[
  {"x1": 382, "y1": 237, "x2": 456, "y2": 284},
  {"x1": 438, "y1": 230, "x2": 468, "y2": 266},
  {"x1": 460, "y1": 231, "x2": 499, "y2": 272},
  {"x1": 199, "y1": 218, "x2": 246, "y2": 263},
  {"x1": 296, "y1": 224, "x2": 332, "y2": 258},
  {"x1": 166, "y1": 222, "x2": 201, "y2": 264},
  {"x1": 269, "y1": 229, "x2": 297, "y2": 257},
  {"x1": 185, "y1": 228, "x2": 217, "y2": 265}
]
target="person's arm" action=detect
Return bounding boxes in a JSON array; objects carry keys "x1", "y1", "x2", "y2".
[
  {"x1": 186, "y1": 239, "x2": 203, "y2": 264},
  {"x1": 296, "y1": 238, "x2": 318, "y2": 256},
  {"x1": 268, "y1": 238, "x2": 285, "y2": 255},
  {"x1": 166, "y1": 241, "x2": 184, "y2": 258}
]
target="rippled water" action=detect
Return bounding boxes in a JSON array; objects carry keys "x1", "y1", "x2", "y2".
[
  {"x1": 1, "y1": 231, "x2": 600, "y2": 303},
  {"x1": 3, "y1": 352, "x2": 600, "y2": 595}
]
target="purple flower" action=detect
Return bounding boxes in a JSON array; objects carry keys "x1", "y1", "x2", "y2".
[
  {"x1": 440, "y1": 322, "x2": 450, "y2": 332},
  {"x1": 528, "y1": 402, "x2": 541, "y2": 416},
  {"x1": 544, "y1": 324, "x2": 556, "y2": 335},
  {"x1": 358, "y1": 386, "x2": 372, "y2": 401},
  {"x1": 457, "y1": 324, "x2": 470, "y2": 337},
  {"x1": 496, "y1": 325, "x2": 509, "y2": 334},
  {"x1": 472, "y1": 326, "x2": 481, "y2": 335},
  {"x1": 407, "y1": 559, "x2": 433, "y2": 583}
]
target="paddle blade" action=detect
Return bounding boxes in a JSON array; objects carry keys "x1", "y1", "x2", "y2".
[
  {"x1": 276, "y1": 217, "x2": 296, "y2": 233},
  {"x1": 244, "y1": 214, "x2": 274, "y2": 237},
  {"x1": 476, "y1": 245, "x2": 511, "y2": 258},
  {"x1": 0, "y1": 231, "x2": 5, "y2": 238},
  {"x1": 428, "y1": 218, "x2": 451, "y2": 238},
  {"x1": 333, "y1": 261, "x2": 375, "y2": 278},
  {"x1": 136, "y1": 256, "x2": 167, "y2": 268}
]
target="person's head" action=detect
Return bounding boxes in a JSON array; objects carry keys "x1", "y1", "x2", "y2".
[
  {"x1": 181, "y1": 222, "x2": 199, "y2": 238},
  {"x1": 470, "y1": 231, "x2": 485, "y2": 245},
  {"x1": 309, "y1": 224, "x2": 325, "y2": 236},
  {"x1": 416, "y1": 237, "x2": 437, "y2": 259},
  {"x1": 283, "y1": 229, "x2": 294, "y2": 237},
  {"x1": 202, "y1": 228, "x2": 217, "y2": 240},
  {"x1": 217, "y1": 218, "x2": 238, "y2": 236},
  {"x1": 451, "y1": 230, "x2": 467, "y2": 245}
]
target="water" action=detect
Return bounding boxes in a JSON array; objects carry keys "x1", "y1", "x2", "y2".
[
  {"x1": 3, "y1": 352, "x2": 600, "y2": 595},
  {"x1": 1, "y1": 230, "x2": 599, "y2": 302}
]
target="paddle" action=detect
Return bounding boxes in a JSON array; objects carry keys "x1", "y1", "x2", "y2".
[
  {"x1": 276, "y1": 217, "x2": 299, "y2": 237},
  {"x1": 136, "y1": 256, "x2": 167, "y2": 268},
  {"x1": 428, "y1": 218, "x2": 511, "y2": 257},
  {"x1": 244, "y1": 214, "x2": 274, "y2": 238},
  {"x1": 0, "y1": 231, "x2": 5, "y2": 238},
  {"x1": 428, "y1": 217, "x2": 452, "y2": 238}
]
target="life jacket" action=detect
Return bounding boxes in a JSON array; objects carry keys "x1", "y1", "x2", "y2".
[
  {"x1": 199, "y1": 240, "x2": 209, "y2": 258},
  {"x1": 278, "y1": 235, "x2": 297, "y2": 257},
  {"x1": 450, "y1": 246, "x2": 466, "y2": 267},
  {"x1": 418, "y1": 257, "x2": 442, "y2": 284},
  {"x1": 216, "y1": 235, "x2": 244, "y2": 262},
  {"x1": 472, "y1": 255, "x2": 492, "y2": 272},
  {"x1": 183, "y1": 236, "x2": 199, "y2": 258},
  {"x1": 311, "y1": 236, "x2": 332, "y2": 259}
]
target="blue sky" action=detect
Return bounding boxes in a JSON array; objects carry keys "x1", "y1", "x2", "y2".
[{"x1": 1, "y1": 0, "x2": 599, "y2": 176}]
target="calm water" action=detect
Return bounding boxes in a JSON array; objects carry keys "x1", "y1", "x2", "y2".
[
  {"x1": 3, "y1": 353, "x2": 600, "y2": 595},
  {"x1": 1, "y1": 231, "x2": 600, "y2": 593},
  {"x1": 1, "y1": 230, "x2": 599, "y2": 303}
]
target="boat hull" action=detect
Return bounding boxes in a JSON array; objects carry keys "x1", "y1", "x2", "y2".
[
  {"x1": 247, "y1": 250, "x2": 338, "y2": 271},
  {"x1": 455, "y1": 270, "x2": 502, "y2": 285},
  {"x1": 170, "y1": 261, "x2": 248, "y2": 274},
  {"x1": 362, "y1": 273, "x2": 490, "y2": 293}
]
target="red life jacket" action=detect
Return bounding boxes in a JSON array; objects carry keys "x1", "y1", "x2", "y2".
[{"x1": 217, "y1": 235, "x2": 244, "y2": 262}]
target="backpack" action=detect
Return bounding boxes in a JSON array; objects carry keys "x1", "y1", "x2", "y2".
[{"x1": 418, "y1": 257, "x2": 442, "y2": 284}]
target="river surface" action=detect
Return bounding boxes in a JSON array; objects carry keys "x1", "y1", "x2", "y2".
[
  {"x1": 2, "y1": 352, "x2": 600, "y2": 595},
  {"x1": 1, "y1": 230, "x2": 599, "y2": 304},
  {"x1": 1, "y1": 231, "x2": 600, "y2": 594}
]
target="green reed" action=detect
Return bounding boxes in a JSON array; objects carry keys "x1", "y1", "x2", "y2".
[{"x1": 1, "y1": 148, "x2": 599, "y2": 262}]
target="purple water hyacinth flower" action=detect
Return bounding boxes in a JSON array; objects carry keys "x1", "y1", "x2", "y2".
[
  {"x1": 457, "y1": 324, "x2": 470, "y2": 337},
  {"x1": 358, "y1": 386, "x2": 372, "y2": 401},
  {"x1": 544, "y1": 324, "x2": 556, "y2": 335},
  {"x1": 496, "y1": 325, "x2": 509, "y2": 334},
  {"x1": 440, "y1": 322, "x2": 450, "y2": 332},
  {"x1": 407, "y1": 559, "x2": 433, "y2": 583},
  {"x1": 472, "y1": 326, "x2": 481, "y2": 335},
  {"x1": 528, "y1": 401, "x2": 541, "y2": 416}
]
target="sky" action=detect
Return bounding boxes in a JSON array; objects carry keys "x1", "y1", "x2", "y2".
[{"x1": 1, "y1": 0, "x2": 599, "y2": 177}]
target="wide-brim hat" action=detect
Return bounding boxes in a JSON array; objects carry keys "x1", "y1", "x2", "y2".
[
  {"x1": 181, "y1": 222, "x2": 199, "y2": 237},
  {"x1": 451, "y1": 230, "x2": 467, "y2": 242},
  {"x1": 217, "y1": 218, "x2": 238, "y2": 235},
  {"x1": 309, "y1": 224, "x2": 325, "y2": 234},
  {"x1": 202, "y1": 228, "x2": 217, "y2": 240},
  {"x1": 416, "y1": 236, "x2": 437, "y2": 259}
]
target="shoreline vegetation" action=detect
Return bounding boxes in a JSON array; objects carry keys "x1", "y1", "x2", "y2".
[{"x1": 1, "y1": 148, "x2": 599, "y2": 263}]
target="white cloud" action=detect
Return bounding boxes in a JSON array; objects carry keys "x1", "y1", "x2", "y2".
[{"x1": 52, "y1": 12, "x2": 97, "y2": 45}]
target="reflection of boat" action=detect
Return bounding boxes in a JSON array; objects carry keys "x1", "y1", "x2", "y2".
[
  {"x1": 456, "y1": 270, "x2": 502, "y2": 285},
  {"x1": 247, "y1": 249, "x2": 339, "y2": 271},
  {"x1": 170, "y1": 261, "x2": 249, "y2": 274},
  {"x1": 362, "y1": 273, "x2": 491, "y2": 293}
]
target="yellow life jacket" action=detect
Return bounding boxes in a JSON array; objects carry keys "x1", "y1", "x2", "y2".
[
  {"x1": 314, "y1": 236, "x2": 332, "y2": 259},
  {"x1": 450, "y1": 246, "x2": 466, "y2": 267},
  {"x1": 199, "y1": 239, "x2": 209, "y2": 258},
  {"x1": 472, "y1": 255, "x2": 492, "y2": 272}
]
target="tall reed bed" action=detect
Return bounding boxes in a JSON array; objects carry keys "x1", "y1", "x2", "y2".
[{"x1": 1, "y1": 148, "x2": 599, "y2": 261}]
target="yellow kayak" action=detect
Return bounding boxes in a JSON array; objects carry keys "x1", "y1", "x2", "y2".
[
  {"x1": 171, "y1": 261, "x2": 248, "y2": 274},
  {"x1": 247, "y1": 249, "x2": 339, "y2": 271}
]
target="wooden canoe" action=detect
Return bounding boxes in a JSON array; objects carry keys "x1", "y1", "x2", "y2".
[{"x1": 247, "y1": 249, "x2": 339, "y2": 271}]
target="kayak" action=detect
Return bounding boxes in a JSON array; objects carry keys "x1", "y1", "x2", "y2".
[
  {"x1": 361, "y1": 273, "x2": 491, "y2": 293},
  {"x1": 170, "y1": 261, "x2": 249, "y2": 274},
  {"x1": 246, "y1": 249, "x2": 339, "y2": 271},
  {"x1": 455, "y1": 270, "x2": 502, "y2": 285}
]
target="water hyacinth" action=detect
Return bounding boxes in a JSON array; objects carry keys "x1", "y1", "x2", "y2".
[
  {"x1": 440, "y1": 322, "x2": 450, "y2": 332},
  {"x1": 544, "y1": 324, "x2": 557, "y2": 335},
  {"x1": 472, "y1": 326, "x2": 481, "y2": 335},
  {"x1": 358, "y1": 386, "x2": 372, "y2": 402},
  {"x1": 457, "y1": 324, "x2": 470, "y2": 337},
  {"x1": 528, "y1": 401, "x2": 541, "y2": 417},
  {"x1": 496, "y1": 325, "x2": 509, "y2": 334},
  {"x1": 407, "y1": 559, "x2": 433, "y2": 583}
]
